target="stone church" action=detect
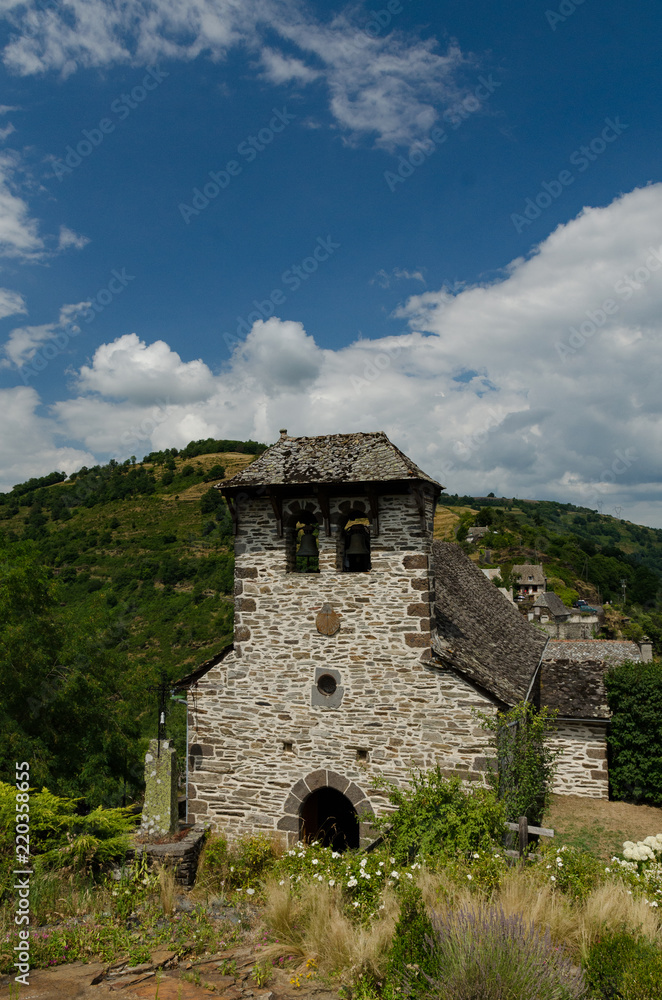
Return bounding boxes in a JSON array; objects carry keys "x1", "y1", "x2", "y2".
[{"x1": 176, "y1": 431, "x2": 642, "y2": 848}]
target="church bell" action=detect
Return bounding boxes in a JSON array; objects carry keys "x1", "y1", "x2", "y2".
[
  {"x1": 346, "y1": 526, "x2": 369, "y2": 556},
  {"x1": 297, "y1": 525, "x2": 319, "y2": 557}
]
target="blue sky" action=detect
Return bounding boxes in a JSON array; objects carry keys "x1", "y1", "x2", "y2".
[{"x1": 1, "y1": 0, "x2": 662, "y2": 525}]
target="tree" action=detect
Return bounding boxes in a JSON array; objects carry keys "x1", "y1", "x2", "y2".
[
  {"x1": 0, "y1": 542, "x2": 142, "y2": 806},
  {"x1": 479, "y1": 701, "x2": 560, "y2": 824}
]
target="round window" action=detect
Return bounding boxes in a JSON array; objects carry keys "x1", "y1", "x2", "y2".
[{"x1": 317, "y1": 674, "x2": 337, "y2": 696}]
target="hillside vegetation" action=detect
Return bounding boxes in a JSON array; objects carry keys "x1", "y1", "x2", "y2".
[{"x1": 436, "y1": 495, "x2": 662, "y2": 650}]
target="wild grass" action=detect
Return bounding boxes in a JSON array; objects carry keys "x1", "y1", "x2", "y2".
[
  {"x1": 262, "y1": 880, "x2": 399, "y2": 980},
  {"x1": 260, "y1": 862, "x2": 662, "y2": 987}
]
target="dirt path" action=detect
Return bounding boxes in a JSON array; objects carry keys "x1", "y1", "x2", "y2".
[{"x1": 0, "y1": 944, "x2": 340, "y2": 1000}]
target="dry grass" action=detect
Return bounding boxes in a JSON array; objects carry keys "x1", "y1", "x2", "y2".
[
  {"x1": 545, "y1": 794, "x2": 662, "y2": 860},
  {"x1": 262, "y1": 880, "x2": 399, "y2": 980},
  {"x1": 157, "y1": 863, "x2": 177, "y2": 917},
  {"x1": 433, "y1": 505, "x2": 477, "y2": 540}
]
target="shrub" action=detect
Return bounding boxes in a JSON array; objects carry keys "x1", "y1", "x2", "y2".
[
  {"x1": 606, "y1": 660, "x2": 662, "y2": 805},
  {"x1": 377, "y1": 769, "x2": 505, "y2": 865},
  {"x1": 425, "y1": 904, "x2": 586, "y2": 1000},
  {"x1": 385, "y1": 887, "x2": 441, "y2": 999},
  {"x1": 539, "y1": 843, "x2": 604, "y2": 901},
  {"x1": 583, "y1": 929, "x2": 662, "y2": 1000},
  {"x1": 198, "y1": 833, "x2": 279, "y2": 894},
  {"x1": 479, "y1": 701, "x2": 560, "y2": 824}
]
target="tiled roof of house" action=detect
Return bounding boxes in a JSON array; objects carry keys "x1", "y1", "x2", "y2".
[
  {"x1": 513, "y1": 564, "x2": 546, "y2": 587},
  {"x1": 219, "y1": 431, "x2": 441, "y2": 490},
  {"x1": 432, "y1": 541, "x2": 547, "y2": 706},
  {"x1": 533, "y1": 592, "x2": 571, "y2": 617},
  {"x1": 540, "y1": 640, "x2": 641, "y2": 718}
]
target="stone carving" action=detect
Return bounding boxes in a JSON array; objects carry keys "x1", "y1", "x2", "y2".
[{"x1": 316, "y1": 603, "x2": 341, "y2": 636}]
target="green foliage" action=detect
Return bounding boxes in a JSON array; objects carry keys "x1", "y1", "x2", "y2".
[
  {"x1": 377, "y1": 769, "x2": 506, "y2": 864},
  {"x1": 385, "y1": 887, "x2": 441, "y2": 1000},
  {"x1": 0, "y1": 544, "x2": 142, "y2": 804},
  {"x1": 199, "y1": 833, "x2": 279, "y2": 893},
  {"x1": 480, "y1": 702, "x2": 560, "y2": 824},
  {"x1": 584, "y1": 930, "x2": 662, "y2": 1000},
  {"x1": 605, "y1": 660, "x2": 662, "y2": 804},
  {"x1": 539, "y1": 843, "x2": 604, "y2": 901},
  {"x1": 0, "y1": 782, "x2": 137, "y2": 896}
]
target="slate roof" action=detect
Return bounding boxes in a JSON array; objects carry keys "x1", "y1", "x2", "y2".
[
  {"x1": 533, "y1": 592, "x2": 571, "y2": 617},
  {"x1": 432, "y1": 541, "x2": 547, "y2": 706},
  {"x1": 513, "y1": 564, "x2": 546, "y2": 587},
  {"x1": 219, "y1": 431, "x2": 441, "y2": 491},
  {"x1": 540, "y1": 640, "x2": 641, "y2": 718}
]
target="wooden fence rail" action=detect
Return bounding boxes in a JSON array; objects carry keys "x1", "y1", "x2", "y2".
[{"x1": 503, "y1": 816, "x2": 554, "y2": 859}]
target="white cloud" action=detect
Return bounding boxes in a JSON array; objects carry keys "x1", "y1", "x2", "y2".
[
  {"x1": 0, "y1": 386, "x2": 95, "y2": 492},
  {"x1": 0, "y1": 1, "x2": 469, "y2": 148},
  {"x1": 74, "y1": 332, "x2": 216, "y2": 404},
  {"x1": 58, "y1": 225, "x2": 89, "y2": 251},
  {"x1": 0, "y1": 150, "x2": 44, "y2": 258},
  {"x1": 2, "y1": 301, "x2": 88, "y2": 367},
  {"x1": 3, "y1": 185, "x2": 662, "y2": 526},
  {"x1": 0, "y1": 122, "x2": 15, "y2": 141},
  {"x1": 0, "y1": 286, "x2": 26, "y2": 320},
  {"x1": 259, "y1": 47, "x2": 321, "y2": 85}
]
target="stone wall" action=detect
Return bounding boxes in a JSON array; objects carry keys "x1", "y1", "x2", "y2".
[
  {"x1": 549, "y1": 720, "x2": 609, "y2": 799},
  {"x1": 187, "y1": 489, "x2": 498, "y2": 843}
]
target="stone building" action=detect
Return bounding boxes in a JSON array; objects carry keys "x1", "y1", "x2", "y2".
[
  {"x1": 529, "y1": 592, "x2": 602, "y2": 639},
  {"x1": 175, "y1": 431, "x2": 647, "y2": 846}
]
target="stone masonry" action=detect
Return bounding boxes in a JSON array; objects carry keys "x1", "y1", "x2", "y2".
[
  {"x1": 549, "y1": 721, "x2": 609, "y2": 799},
  {"x1": 186, "y1": 487, "x2": 497, "y2": 846}
]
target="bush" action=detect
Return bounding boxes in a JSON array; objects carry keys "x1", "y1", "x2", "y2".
[
  {"x1": 606, "y1": 660, "x2": 662, "y2": 804},
  {"x1": 584, "y1": 929, "x2": 662, "y2": 1000},
  {"x1": 199, "y1": 833, "x2": 279, "y2": 893},
  {"x1": 425, "y1": 904, "x2": 586, "y2": 1000},
  {"x1": 385, "y1": 887, "x2": 441, "y2": 999},
  {"x1": 479, "y1": 701, "x2": 560, "y2": 824},
  {"x1": 377, "y1": 769, "x2": 505, "y2": 865}
]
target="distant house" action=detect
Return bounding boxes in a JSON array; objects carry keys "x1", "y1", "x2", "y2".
[
  {"x1": 466, "y1": 525, "x2": 490, "y2": 544},
  {"x1": 530, "y1": 592, "x2": 601, "y2": 639},
  {"x1": 512, "y1": 563, "x2": 547, "y2": 599},
  {"x1": 541, "y1": 639, "x2": 652, "y2": 798}
]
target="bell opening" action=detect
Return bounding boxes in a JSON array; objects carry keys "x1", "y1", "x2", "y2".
[
  {"x1": 343, "y1": 521, "x2": 371, "y2": 573},
  {"x1": 295, "y1": 522, "x2": 320, "y2": 574}
]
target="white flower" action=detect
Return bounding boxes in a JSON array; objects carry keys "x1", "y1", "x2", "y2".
[
  {"x1": 556, "y1": 859, "x2": 563, "y2": 867},
  {"x1": 329, "y1": 879, "x2": 335, "y2": 887},
  {"x1": 312, "y1": 859, "x2": 319, "y2": 865},
  {"x1": 390, "y1": 858, "x2": 396, "y2": 864},
  {"x1": 332, "y1": 851, "x2": 341, "y2": 859},
  {"x1": 550, "y1": 876, "x2": 556, "y2": 882},
  {"x1": 379, "y1": 861, "x2": 385, "y2": 866},
  {"x1": 347, "y1": 877, "x2": 358, "y2": 888},
  {"x1": 279, "y1": 880, "x2": 285, "y2": 885},
  {"x1": 391, "y1": 871, "x2": 399, "y2": 879},
  {"x1": 406, "y1": 873, "x2": 413, "y2": 880},
  {"x1": 247, "y1": 888, "x2": 255, "y2": 895},
  {"x1": 353, "y1": 901, "x2": 360, "y2": 908},
  {"x1": 360, "y1": 858, "x2": 367, "y2": 868},
  {"x1": 473, "y1": 853, "x2": 480, "y2": 859},
  {"x1": 605, "y1": 868, "x2": 611, "y2": 873},
  {"x1": 467, "y1": 874, "x2": 472, "y2": 880}
]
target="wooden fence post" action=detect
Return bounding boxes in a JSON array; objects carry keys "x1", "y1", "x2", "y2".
[{"x1": 518, "y1": 815, "x2": 528, "y2": 857}]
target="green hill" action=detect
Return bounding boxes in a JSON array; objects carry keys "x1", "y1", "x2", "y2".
[{"x1": 436, "y1": 494, "x2": 662, "y2": 648}]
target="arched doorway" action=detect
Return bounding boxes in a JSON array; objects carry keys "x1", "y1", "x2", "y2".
[{"x1": 300, "y1": 787, "x2": 359, "y2": 851}]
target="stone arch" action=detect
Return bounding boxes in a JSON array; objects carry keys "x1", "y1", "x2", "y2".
[
  {"x1": 278, "y1": 769, "x2": 375, "y2": 848},
  {"x1": 283, "y1": 502, "x2": 322, "y2": 573}
]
